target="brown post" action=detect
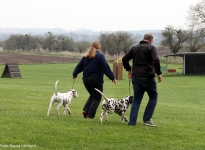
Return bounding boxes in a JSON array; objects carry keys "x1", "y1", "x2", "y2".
[
  {"x1": 113, "y1": 62, "x2": 123, "y2": 80},
  {"x1": 113, "y1": 62, "x2": 117, "y2": 79},
  {"x1": 117, "y1": 63, "x2": 123, "y2": 80}
]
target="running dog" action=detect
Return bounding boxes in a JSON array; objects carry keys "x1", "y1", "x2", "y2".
[
  {"x1": 47, "y1": 80, "x2": 78, "y2": 116},
  {"x1": 94, "y1": 88, "x2": 133, "y2": 123}
]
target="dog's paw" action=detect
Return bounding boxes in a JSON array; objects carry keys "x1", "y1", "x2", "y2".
[{"x1": 124, "y1": 118, "x2": 129, "y2": 122}]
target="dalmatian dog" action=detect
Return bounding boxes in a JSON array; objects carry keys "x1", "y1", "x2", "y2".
[
  {"x1": 94, "y1": 88, "x2": 133, "y2": 123},
  {"x1": 47, "y1": 80, "x2": 78, "y2": 116}
]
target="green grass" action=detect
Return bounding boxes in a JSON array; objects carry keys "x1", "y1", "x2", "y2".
[{"x1": 0, "y1": 63, "x2": 205, "y2": 150}]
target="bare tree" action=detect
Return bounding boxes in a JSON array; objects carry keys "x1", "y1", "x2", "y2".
[
  {"x1": 3, "y1": 34, "x2": 23, "y2": 51},
  {"x1": 60, "y1": 35, "x2": 75, "y2": 51},
  {"x1": 120, "y1": 32, "x2": 136, "y2": 54},
  {"x1": 28, "y1": 36, "x2": 37, "y2": 52},
  {"x1": 113, "y1": 32, "x2": 124, "y2": 56},
  {"x1": 33, "y1": 36, "x2": 43, "y2": 52},
  {"x1": 161, "y1": 25, "x2": 189, "y2": 54},
  {"x1": 187, "y1": 0, "x2": 205, "y2": 28},
  {"x1": 98, "y1": 33, "x2": 109, "y2": 54},
  {"x1": 75, "y1": 41, "x2": 90, "y2": 53},
  {"x1": 98, "y1": 32, "x2": 135, "y2": 56},
  {"x1": 23, "y1": 34, "x2": 32, "y2": 51},
  {"x1": 98, "y1": 33, "x2": 116, "y2": 56},
  {"x1": 43, "y1": 32, "x2": 55, "y2": 52},
  {"x1": 185, "y1": 0, "x2": 205, "y2": 52},
  {"x1": 106, "y1": 33, "x2": 117, "y2": 56},
  {"x1": 186, "y1": 28, "x2": 205, "y2": 52},
  {"x1": 3, "y1": 35, "x2": 17, "y2": 51}
]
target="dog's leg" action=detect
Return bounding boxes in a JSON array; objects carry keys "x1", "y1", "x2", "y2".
[
  {"x1": 67, "y1": 107, "x2": 71, "y2": 115},
  {"x1": 47, "y1": 99, "x2": 54, "y2": 116},
  {"x1": 63, "y1": 104, "x2": 66, "y2": 115},
  {"x1": 124, "y1": 116, "x2": 129, "y2": 122},
  {"x1": 105, "y1": 112, "x2": 109, "y2": 122},
  {"x1": 121, "y1": 112, "x2": 125, "y2": 123},
  {"x1": 56, "y1": 103, "x2": 62, "y2": 116},
  {"x1": 63, "y1": 104, "x2": 71, "y2": 115},
  {"x1": 121, "y1": 112, "x2": 129, "y2": 123},
  {"x1": 100, "y1": 108, "x2": 106, "y2": 123}
]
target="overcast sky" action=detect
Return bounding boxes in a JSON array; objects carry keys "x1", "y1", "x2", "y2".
[{"x1": 0, "y1": 0, "x2": 202, "y2": 31}]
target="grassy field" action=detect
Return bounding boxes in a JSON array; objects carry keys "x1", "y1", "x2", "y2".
[{"x1": 0, "y1": 63, "x2": 204, "y2": 150}]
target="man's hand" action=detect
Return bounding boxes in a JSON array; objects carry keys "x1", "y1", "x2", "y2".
[
  {"x1": 157, "y1": 75, "x2": 162, "y2": 83},
  {"x1": 128, "y1": 71, "x2": 132, "y2": 78}
]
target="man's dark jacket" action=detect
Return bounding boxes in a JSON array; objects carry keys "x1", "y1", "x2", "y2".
[{"x1": 122, "y1": 41, "x2": 162, "y2": 78}]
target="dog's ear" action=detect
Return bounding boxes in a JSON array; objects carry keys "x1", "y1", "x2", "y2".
[{"x1": 70, "y1": 89, "x2": 75, "y2": 94}]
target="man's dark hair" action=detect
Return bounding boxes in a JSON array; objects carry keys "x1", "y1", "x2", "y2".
[{"x1": 144, "y1": 33, "x2": 153, "y2": 41}]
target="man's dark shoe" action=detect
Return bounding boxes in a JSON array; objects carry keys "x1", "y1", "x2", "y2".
[{"x1": 143, "y1": 120, "x2": 156, "y2": 127}]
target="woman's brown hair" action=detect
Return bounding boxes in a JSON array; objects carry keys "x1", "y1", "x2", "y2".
[{"x1": 84, "y1": 41, "x2": 101, "y2": 59}]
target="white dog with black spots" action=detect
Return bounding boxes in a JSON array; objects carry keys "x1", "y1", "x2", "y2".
[
  {"x1": 94, "y1": 88, "x2": 133, "y2": 123},
  {"x1": 47, "y1": 80, "x2": 78, "y2": 116}
]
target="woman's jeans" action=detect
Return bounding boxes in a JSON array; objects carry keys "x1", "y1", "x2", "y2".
[
  {"x1": 128, "y1": 76, "x2": 158, "y2": 125},
  {"x1": 83, "y1": 76, "x2": 103, "y2": 118}
]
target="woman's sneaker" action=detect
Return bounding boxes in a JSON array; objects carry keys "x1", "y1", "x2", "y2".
[
  {"x1": 82, "y1": 111, "x2": 87, "y2": 118},
  {"x1": 143, "y1": 120, "x2": 156, "y2": 127}
]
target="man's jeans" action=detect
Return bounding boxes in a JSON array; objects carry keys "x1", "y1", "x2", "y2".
[{"x1": 128, "y1": 76, "x2": 158, "y2": 125}]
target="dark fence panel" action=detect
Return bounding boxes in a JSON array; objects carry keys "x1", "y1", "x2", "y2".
[{"x1": 185, "y1": 55, "x2": 205, "y2": 74}]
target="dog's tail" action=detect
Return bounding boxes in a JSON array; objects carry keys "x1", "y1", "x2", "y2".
[
  {"x1": 55, "y1": 80, "x2": 59, "y2": 96},
  {"x1": 94, "y1": 88, "x2": 108, "y2": 101}
]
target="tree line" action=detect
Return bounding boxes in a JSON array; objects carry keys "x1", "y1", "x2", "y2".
[
  {"x1": 1, "y1": 0, "x2": 205, "y2": 55},
  {"x1": 1, "y1": 32, "x2": 91, "y2": 53},
  {"x1": 0, "y1": 31, "x2": 137, "y2": 56}
]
